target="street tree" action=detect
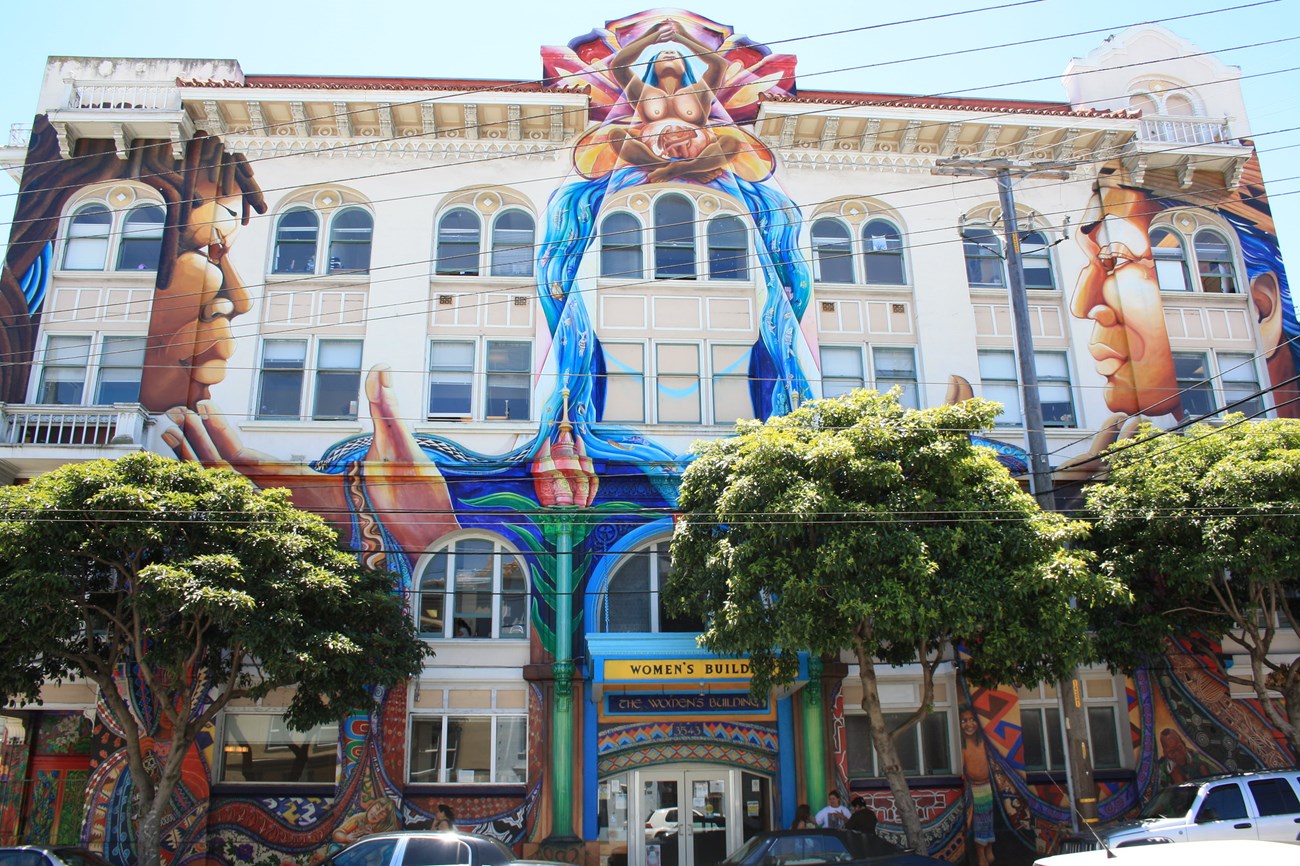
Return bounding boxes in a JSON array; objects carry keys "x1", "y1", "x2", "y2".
[
  {"x1": 669, "y1": 389, "x2": 1120, "y2": 852},
  {"x1": 1084, "y1": 416, "x2": 1300, "y2": 750},
  {"x1": 0, "y1": 452, "x2": 431, "y2": 866}
]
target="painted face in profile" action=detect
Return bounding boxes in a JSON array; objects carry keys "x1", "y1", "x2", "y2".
[{"x1": 1070, "y1": 182, "x2": 1181, "y2": 418}]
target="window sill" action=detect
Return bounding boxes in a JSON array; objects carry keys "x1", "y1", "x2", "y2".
[
  {"x1": 404, "y1": 782, "x2": 527, "y2": 795},
  {"x1": 53, "y1": 270, "x2": 158, "y2": 282},
  {"x1": 851, "y1": 775, "x2": 962, "y2": 789},
  {"x1": 240, "y1": 419, "x2": 365, "y2": 433},
  {"x1": 813, "y1": 283, "x2": 914, "y2": 293},
  {"x1": 265, "y1": 273, "x2": 372, "y2": 285}
]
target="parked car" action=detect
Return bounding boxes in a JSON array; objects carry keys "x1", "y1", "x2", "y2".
[
  {"x1": 717, "y1": 829, "x2": 946, "y2": 866},
  {"x1": 1054, "y1": 769, "x2": 1300, "y2": 853},
  {"x1": 1035, "y1": 838, "x2": 1299, "y2": 865},
  {"x1": 0, "y1": 848, "x2": 112, "y2": 866},
  {"x1": 320, "y1": 831, "x2": 524, "y2": 866},
  {"x1": 644, "y1": 807, "x2": 726, "y2": 840}
]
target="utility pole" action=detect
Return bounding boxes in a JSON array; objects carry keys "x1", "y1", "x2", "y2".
[{"x1": 932, "y1": 157, "x2": 1099, "y2": 828}]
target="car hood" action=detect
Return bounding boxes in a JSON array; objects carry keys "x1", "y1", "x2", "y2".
[{"x1": 1099, "y1": 817, "x2": 1184, "y2": 842}]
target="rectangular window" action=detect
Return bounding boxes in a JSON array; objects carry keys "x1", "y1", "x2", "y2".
[
  {"x1": 1036, "y1": 351, "x2": 1076, "y2": 427},
  {"x1": 38, "y1": 336, "x2": 92, "y2": 405},
  {"x1": 429, "y1": 341, "x2": 474, "y2": 417},
  {"x1": 1217, "y1": 353, "x2": 1264, "y2": 418},
  {"x1": 94, "y1": 336, "x2": 146, "y2": 404},
  {"x1": 656, "y1": 344, "x2": 701, "y2": 424},
  {"x1": 602, "y1": 343, "x2": 645, "y2": 423},
  {"x1": 1020, "y1": 706, "x2": 1066, "y2": 772},
  {"x1": 873, "y1": 347, "x2": 919, "y2": 410},
  {"x1": 485, "y1": 341, "x2": 530, "y2": 420},
  {"x1": 978, "y1": 350, "x2": 1021, "y2": 426},
  {"x1": 313, "y1": 340, "x2": 362, "y2": 419},
  {"x1": 257, "y1": 340, "x2": 307, "y2": 419},
  {"x1": 219, "y1": 713, "x2": 337, "y2": 783},
  {"x1": 1173, "y1": 352, "x2": 1216, "y2": 418},
  {"x1": 711, "y1": 344, "x2": 754, "y2": 424},
  {"x1": 845, "y1": 711, "x2": 952, "y2": 778},
  {"x1": 821, "y1": 347, "x2": 864, "y2": 398},
  {"x1": 409, "y1": 715, "x2": 527, "y2": 784},
  {"x1": 1086, "y1": 705, "x2": 1122, "y2": 770}
]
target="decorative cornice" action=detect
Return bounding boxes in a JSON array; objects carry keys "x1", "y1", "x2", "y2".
[{"x1": 219, "y1": 136, "x2": 566, "y2": 160}]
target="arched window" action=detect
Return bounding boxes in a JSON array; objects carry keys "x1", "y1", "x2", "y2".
[
  {"x1": 596, "y1": 540, "x2": 702, "y2": 633},
  {"x1": 811, "y1": 219, "x2": 853, "y2": 283},
  {"x1": 707, "y1": 215, "x2": 748, "y2": 280},
  {"x1": 272, "y1": 209, "x2": 319, "y2": 274},
  {"x1": 436, "y1": 208, "x2": 481, "y2": 276},
  {"x1": 1128, "y1": 93, "x2": 1157, "y2": 115},
  {"x1": 962, "y1": 228, "x2": 1004, "y2": 288},
  {"x1": 1194, "y1": 230, "x2": 1237, "y2": 294},
  {"x1": 115, "y1": 205, "x2": 165, "y2": 271},
  {"x1": 1019, "y1": 230, "x2": 1055, "y2": 290},
  {"x1": 63, "y1": 204, "x2": 112, "y2": 270},
  {"x1": 417, "y1": 538, "x2": 528, "y2": 640},
  {"x1": 1165, "y1": 94, "x2": 1196, "y2": 116},
  {"x1": 491, "y1": 210, "x2": 535, "y2": 277},
  {"x1": 327, "y1": 207, "x2": 373, "y2": 273},
  {"x1": 654, "y1": 194, "x2": 695, "y2": 279},
  {"x1": 600, "y1": 213, "x2": 643, "y2": 279},
  {"x1": 1150, "y1": 228, "x2": 1191, "y2": 291},
  {"x1": 862, "y1": 219, "x2": 905, "y2": 285}
]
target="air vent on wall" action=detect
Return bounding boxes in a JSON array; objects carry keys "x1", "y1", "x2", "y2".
[
  {"x1": 891, "y1": 303, "x2": 906, "y2": 314},
  {"x1": 513, "y1": 296, "x2": 529, "y2": 306},
  {"x1": 438, "y1": 295, "x2": 454, "y2": 306},
  {"x1": 821, "y1": 301, "x2": 836, "y2": 313}
]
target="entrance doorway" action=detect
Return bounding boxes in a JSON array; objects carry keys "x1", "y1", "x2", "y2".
[{"x1": 602, "y1": 765, "x2": 771, "y2": 866}]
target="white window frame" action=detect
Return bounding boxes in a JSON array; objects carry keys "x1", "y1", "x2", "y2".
[
  {"x1": 1147, "y1": 218, "x2": 1245, "y2": 296},
  {"x1": 595, "y1": 539, "x2": 699, "y2": 633},
  {"x1": 271, "y1": 206, "x2": 374, "y2": 277},
  {"x1": 34, "y1": 333, "x2": 147, "y2": 406},
  {"x1": 810, "y1": 218, "x2": 856, "y2": 284},
  {"x1": 871, "y1": 346, "x2": 920, "y2": 410},
  {"x1": 416, "y1": 536, "x2": 529, "y2": 641},
  {"x1": 217, "y1": 712, "x2": 339, "y2": 784},
  {"x1": 600, "y1": 342, "x2": 647, "y2": 423},
  {"x1": 408, "y1": 710, "x2": 528, "y2": 785},
  {"x1": 977, "y1": 349, "x2": 1076, "y2": 428},
  {"x1": 599, "y1": 212, "x2": 645, "y2": 280},
  {"x1": 862, "y1": 219, "x2": 907, "y2": 286},
  {"x1": 845, "y1": 697, "x2": 955, "y2": 779},
  {"x1": 653, "y1": 341, "x2": 703, "y2": 425},
  {"x1": 820, "y1": 346, "x2": 866, "y2": 398},
  {"x1": 426, "y1": 338, "x2": 532, "y2": 422},
  {"x1": 255, "y1": 337, "x2": 364, "y2": 421},
  {"x1": 59, "y1": 194, "x2": 168, "y2": 274},
  {"x1": 709, "y1": 342, "x2": 755, "y2": 425}
]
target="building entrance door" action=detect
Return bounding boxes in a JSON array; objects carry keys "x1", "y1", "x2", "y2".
[{"x1": 632, "y1": 766, "x2": 770, "y2": 866}]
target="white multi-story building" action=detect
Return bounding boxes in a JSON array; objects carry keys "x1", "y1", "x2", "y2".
[{"x1": 0, "y1": 13, "x2": 1292, "y2": 866}]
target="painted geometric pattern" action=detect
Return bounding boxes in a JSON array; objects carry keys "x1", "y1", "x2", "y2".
[
  {"x1": 598, "y1": 742, "x2": 776, "y2": 775},
  {"x1": 25, "y1": 771, "x2": 57, "y2": 844},
  {"x1": 597, "y1": 721, "x2": 777, "y2": 755},
  {"x1": 57, "y1": 770, "x2": 87, "y2": 845}
]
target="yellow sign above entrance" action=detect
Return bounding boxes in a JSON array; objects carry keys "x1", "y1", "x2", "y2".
[{"x1": 604, "y1": 659, "x2": 751, "y2": 680}]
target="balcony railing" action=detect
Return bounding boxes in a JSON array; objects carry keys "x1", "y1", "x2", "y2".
[
  {"x1": 68, "y1": 83, "x2": 180, "y2": 112},
  {"x1": 1139, "y1": 115, "x2": 1233, "y2": 146},
  {"x1": 7, "y1": 124, "x2": 30, "y2": 148},
  {"x1": 0, "y1": 404, "x2": 150, "y2": 447}
]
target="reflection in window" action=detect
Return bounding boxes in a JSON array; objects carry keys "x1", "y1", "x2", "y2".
[
  {"x1": 409, "y1": 714, "x2": 527, "y2": 783},
  {"x1": 862, "y1": 220, "x2": 905, "y2": 285},
  {"x1": 601, "y1": 343, "x2": 645, "y2": 422},
  {"x1": 978, "y1": 350, "x2": 1021, "y2": 426},
  {"x1": 1019, "y1": 231, "x2": 1055, "y2": 290},
  {"x1": 1194, "y1": 230, "x2": 1237, "y2": 293},
  {"x1": 116, "y1": 206, "x2": 165, "y2": 271},
  {"x1": 821, "y1": 346, "x2": 864, "y2": 398},
  {"x1": 1218, "y1": 353, "x2": 1264, "y2": 418},
  {"x1": 313, "y1": 340, "x2": 362, "y2": 419},
  {"x1": 491, "y1": 211, "x2": 535, "y2": 277},
  {"x1": 811, "y1": 219, "x2": 853, "y2": 283},
  {"x1": 485, "y1": 341, "x2": 530, "y2": 420},
  {"x1": 874, "y1": 347, "x2": 919, "y2": 410},
  {"x1": 63, "y1": 205, "x2": 111, "y2": 270},
  {"x1": 428, "y1": 340, "x2": 474, "y2": 417},
  {"x1": 219, "y1": 713, "x2": 337, "y2": 783},
  {"x1": 963, "y1": 228, "x2": 1004, "y2": 288},
  {"x1": 327, "y1": 208, "x2": 373, "y2": 273},
  {"x1": 417, "y1": 538, "x2": 528, "y2": 640},
  {"x1": 1173, "y1": 352, "x2": 1215, "y2": 418},
  {"x1": 1036, "y1": 352, "x2": 1075, "y2": 427},
  {"x1": 600, "y1": 213, "x2": 643, "y2": 279},
  {"x1": 846, "y1": 712, "x2": 951, "y2": 777},
  {"x1": 95, "y1": 336, "x2": 146, "y2": 404},
  {"x1": 597, "y1": 540, "x2": 701, "y2": 633},
  {"x1": 1151, "y1": 228, "x2": 1192, "y2": 291},
  {"x1": 707, "y1": 216, "x2": 748, "y2": 280},
  {"x1": 272, "y1": 210, "x2": 319, "y2": 274},
  {"x1": 38, "y1": 335, "x2": 91, "y2": 404},
  {"x1": 436, "y1": 209, "x2": 482, "y2": 276},
  {"x1": 656, "y1": 343, "x2": 701, "y2": 423},
  {"x1": 256, "y1": 340, "x2": 307, "y2": 418},
  {"x1": 654, "y1": 195, "x2": 695, "y2": 279}
]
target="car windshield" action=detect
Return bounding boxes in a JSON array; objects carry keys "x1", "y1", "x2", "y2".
[
  {"x1": 718, "y1": 835, "x2": 766, "y2": 865},
  {"x1": 1140, "y1": 785, "x2": 1199, "y2": 819}
]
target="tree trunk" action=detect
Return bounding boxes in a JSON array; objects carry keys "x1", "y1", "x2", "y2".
[
  {"x1": 1281, "y1": 678, "x2": 1300, "y2": 754},
  {"x1": 137, "y1": 800, "x2": 163, "y2": 866},
  {"x1": 859, "y1": 659, "x2": 926, "y2": 852}
]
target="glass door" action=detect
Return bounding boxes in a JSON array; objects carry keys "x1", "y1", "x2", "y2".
[{"x1": 636, "y1": 767, "x2": 749, "y2": 866}]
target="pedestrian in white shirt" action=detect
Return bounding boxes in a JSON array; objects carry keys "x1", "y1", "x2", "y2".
[{"x1": 814, "y1": 791, "x2": 851, "y2": 829}]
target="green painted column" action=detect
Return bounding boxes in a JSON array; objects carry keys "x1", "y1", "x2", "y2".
[
  {"x1": 801, "y1": 657, "x2": 828, "y2": 803},
  {"x1": 550, "y1": 514, "x2": 576, "y2": 839}
]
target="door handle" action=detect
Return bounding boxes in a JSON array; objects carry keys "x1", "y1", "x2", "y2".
[{"x1": 1233, "y1": 822, "x2": 1252, "y2": 830}]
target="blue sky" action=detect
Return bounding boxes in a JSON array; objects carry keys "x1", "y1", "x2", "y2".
[{"x1": 2, "y1": 0, "x2": 1297, "y2": 270}]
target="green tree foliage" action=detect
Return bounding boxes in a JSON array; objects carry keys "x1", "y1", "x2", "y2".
[
  {"x1": 0, "y1": 452, "x2": 431, "y2": 866},
  {"x1": 1085, "y1": 417, "x2": 1300, "y2": 751},
  {"x1": 669, "y1": 390, "x2": 1119, "y2": 852}
]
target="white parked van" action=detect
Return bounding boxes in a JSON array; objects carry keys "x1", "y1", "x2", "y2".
[
  {"x1": 1036, "y1": 839, "x2": 1298, "y2": 865},
  {"x1": 1054, "y1": 769, "x2": 1300, "y2": 854}
]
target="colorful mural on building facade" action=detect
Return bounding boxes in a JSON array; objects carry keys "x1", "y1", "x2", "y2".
[{"x1": 0, "y1": 10, "x2": 1296, "y2": 866}]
